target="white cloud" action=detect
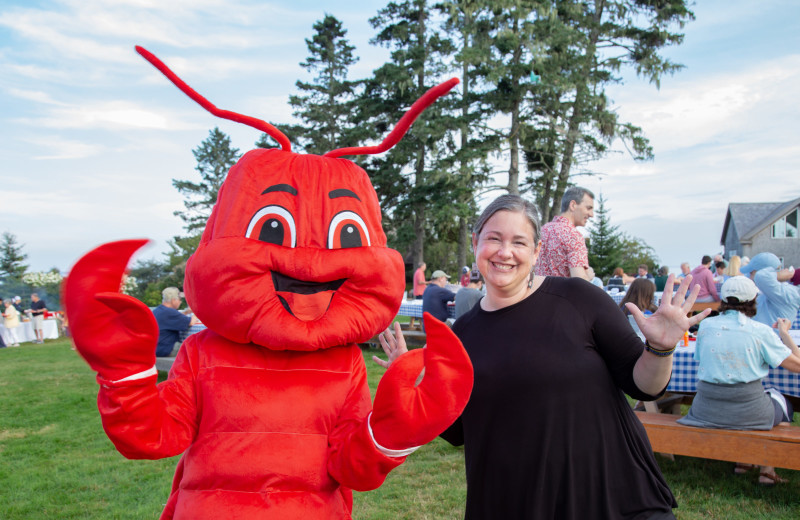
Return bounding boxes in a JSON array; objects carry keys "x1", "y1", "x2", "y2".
[
  {"x1": 24, "y1": 135, "x2": 103, "y2": 160},
  {"x1": 6, "y1": 88, "x2": 67, "y2": 105},
  {"x1": 14, "y1": 100, "x2": 202, "y2": 131}
]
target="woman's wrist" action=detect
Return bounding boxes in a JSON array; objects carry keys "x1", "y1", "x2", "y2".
[{"x1": 644, "y1": 340, "x2": 676, "y2": 357}]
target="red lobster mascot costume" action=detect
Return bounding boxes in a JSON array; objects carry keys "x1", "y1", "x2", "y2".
[{"x1": 64, "y1": 47, "x2": 473, "y2": 519}]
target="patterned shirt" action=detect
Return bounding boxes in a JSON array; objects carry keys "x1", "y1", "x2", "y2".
[{"x1": 535, "y1": 215, "x2": 588, "y2": 277}]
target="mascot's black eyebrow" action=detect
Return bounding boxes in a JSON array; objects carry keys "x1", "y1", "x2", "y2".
[
  {"x1": 262, "y1": 184, "x2": 298, "y2": 196},
  {"x1": 329, "y1": 189, "x2": 360, "y2": 201}
]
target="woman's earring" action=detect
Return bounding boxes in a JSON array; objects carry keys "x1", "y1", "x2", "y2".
[{"x1": 527, "y1": 270, "x2": 534, "y2": 289}]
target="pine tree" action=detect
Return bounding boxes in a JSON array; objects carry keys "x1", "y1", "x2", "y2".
[
  {"x1": 359, "y1": 0, "x2": 456, "y2": 269},
  {"x1": 278, "y1": 15, "x2": 361, "y2": 154},
  {"x1": 173, "y1": 127, "x2": 241, "y2": 235},
  {"x1": 167, "y1": 127, "x2": 241, "y2": 275},
  {"x1": 439, "y1": 0, "x2": 501, "y2": 270},
  {"x1": 0, "y1": 232, "x2": 29, "y2": 280},
  {"x1": 476, "y1": 0, "x2": 549, "y2": 195},
  {"x1": 586, "y1": 194, "x2": 622, "y2": 280},
  {"x1": 521, "y1": 0, "x2": 693, "y2": 221}
]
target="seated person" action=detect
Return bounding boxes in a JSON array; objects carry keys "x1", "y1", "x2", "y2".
[
  {"x1": 454, "y1": 270, "x2": 484, "y2": 320},
  {"x1": 653, "y1": 266, "x2": 670, "y2": 292},
  {"x1": 422, "y1": 270, "x2": 456, "y2": 328},
  {"x1": 712, "y1": 261, "x2": 727, "y2": 283},
  {"x1": 690, "y1": 256, "x2": 720, "y2": 302},
  {"x1": 618, "y1": 278, "x2": 657, "y2": 340},
  {"x1": 678, "y1": 276, "x2": 800, "y2": 485},
  {"x1": 636, "y1": 264, "x2": 654, "y2": 282},
  {"x1": 607, "y1": 267, "x2": 634, "y2": 289},
  {"x1": 740, "y1": 252, "x2": 800, "y2": 327},
  {"x1": 152, "y1": 287, "x2": 199, "y2": 357}
]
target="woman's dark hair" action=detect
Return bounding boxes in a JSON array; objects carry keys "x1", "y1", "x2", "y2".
[
  {"x1": 473, "y1": 194, "x2": 540, "y2": 243},
  {"x1": 619, "y1": 278, "x2": 657, "y2": 316},
  {"x1": 719, "y1": 297, "x2": 757, "y2": 318}
]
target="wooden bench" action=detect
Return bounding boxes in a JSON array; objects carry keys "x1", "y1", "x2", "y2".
[
  {"x1": 688, "y1": 301, "x2": 720, "y2": 315},
  {"x1": 635, "y1": 411, "x2": 800, "y2": 470}
]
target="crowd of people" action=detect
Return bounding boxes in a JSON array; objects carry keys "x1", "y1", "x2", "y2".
[
  {"x1": 8, "y1": 180, "x2": 800, "y2": 516},
  {"x1": 0, "y1": 293, "x2": 49, "y2": 348},
  {"x1": 373, "y1": 184, "x2": 800, "y2": 517}
]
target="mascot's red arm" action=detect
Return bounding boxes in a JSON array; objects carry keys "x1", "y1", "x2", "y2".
[{"x1": 64, "y1": 240, "x2": 196, "y2": 459}]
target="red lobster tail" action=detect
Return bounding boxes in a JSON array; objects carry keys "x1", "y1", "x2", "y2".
[
  {"x1": 135, "y1": 46, "x2": 292, "y2": 152},
  {"x1": 323, "y1": 78, "x2": 460, "y2": 159}
]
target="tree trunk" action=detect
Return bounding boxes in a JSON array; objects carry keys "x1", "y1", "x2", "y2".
[
  {"x1": 553, "y1": 0, "x2": 604, "y2": 204},
  {"x1": 506, "y1": 15, "x2": 523, "y2": 195}
]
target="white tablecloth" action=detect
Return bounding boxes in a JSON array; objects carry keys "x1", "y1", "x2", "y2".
[{"x1": 1, "y1": 319, "x2": 59, "y2": 344}]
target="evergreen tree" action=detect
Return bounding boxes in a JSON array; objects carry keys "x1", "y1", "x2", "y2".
[
  {"x1": 510, "y1": 1, "x2": 694, "y2": 221},
  {"x1": 360, "y1": 0, "x2": 456, "y2": 269},
  {"x1": 476, "y1": 0, "x2": 549, "y2": 195},
  {"x1": 278, "y1": 15, "x2": 361, "y2": 154},
  {"x1": 439, "y1": 0, "x2": 501, "y2": 270},
  {"x1": 586, "y1": 194, "x2": 622, "y2": 280},
  {"x1": 0, "y1": 232, "x2": 29, "y2": 280},
  {"x1": 168, "y1": 127, "x2": 241, "y2": 275},
  {"x1": 173, "y1": 127, "x2": 241, "y2": 235}
]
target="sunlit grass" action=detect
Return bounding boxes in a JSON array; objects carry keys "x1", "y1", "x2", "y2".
[{"x1": 1, "y1": 338, "x2": 798, "y2": 519}]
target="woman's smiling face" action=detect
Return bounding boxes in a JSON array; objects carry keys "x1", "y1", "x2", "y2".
[{"x1": 473, "y1": 209, "x2": 540, "y2": 294}]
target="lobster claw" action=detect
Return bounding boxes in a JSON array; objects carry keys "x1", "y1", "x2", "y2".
[{"x1": 63, "y1": 240, "x2": 158, "y2": 382}]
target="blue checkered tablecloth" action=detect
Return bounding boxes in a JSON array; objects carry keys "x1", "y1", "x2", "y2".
[
  {"x1": 397, "y1": 300, "x2": 455, "y2": 319},
  {"x1": 667, "y1": 341, "x2": 800, "y2": 397},
  {"x1": 179, "y1": 323, "x2": 207, "y2": 342}
]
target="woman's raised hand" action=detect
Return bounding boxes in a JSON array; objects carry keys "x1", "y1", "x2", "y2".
[
  {"x1": 372, "y1": 321, "x2": 409, "y2": 369},
  {"x1": 626, "y1": 274, "x2": 711, "y2": 351}
]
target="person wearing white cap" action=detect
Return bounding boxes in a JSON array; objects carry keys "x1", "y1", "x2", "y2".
[
  {"x1": 739, "y1": 252, "x2": 800, "y2": 328},
  {"x1": 678, "y1": 275, "x2": 800, "y2": 485}
]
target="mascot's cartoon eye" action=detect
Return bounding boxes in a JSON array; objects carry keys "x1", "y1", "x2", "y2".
[
  {"x1": 246, "y1": 205, "x2": 297, "y2": 248},
  {"x1": 328, "y1": 211, "x2": 370, "y2": 249}
]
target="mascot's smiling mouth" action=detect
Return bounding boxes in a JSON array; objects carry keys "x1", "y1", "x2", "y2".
[{"x1": 272, "y1": 271, "x2": 346, "y2": 321}]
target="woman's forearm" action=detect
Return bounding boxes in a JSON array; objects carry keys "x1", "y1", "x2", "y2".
[{"x1": 632, "y1": 348, "x2": 673, "y2": 396}]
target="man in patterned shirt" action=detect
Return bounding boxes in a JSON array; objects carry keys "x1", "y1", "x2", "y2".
[{"x1": 535, "y1": 186, "x2": 595, "y2": 280}]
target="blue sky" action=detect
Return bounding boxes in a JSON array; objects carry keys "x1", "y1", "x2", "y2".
[{"x1": 1, "y1": 0, "x2": 799, "y2": 275}]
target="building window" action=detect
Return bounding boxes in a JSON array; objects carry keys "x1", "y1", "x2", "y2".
[{"x1": 772, "y1": 208, "x2": 798, "y2": 238}]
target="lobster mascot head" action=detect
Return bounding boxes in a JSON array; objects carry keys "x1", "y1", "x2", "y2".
[
  {"x1": 133, "y1": 46, "x2": 458, "y2": 350},
  {"x1": 62, "y1": 46, "x2": 472, "y2": 519}
]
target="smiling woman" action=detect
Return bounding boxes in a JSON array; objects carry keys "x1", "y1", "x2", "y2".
[{"x1": 428, "y1": 193, "x2": 712, "y2": 519}]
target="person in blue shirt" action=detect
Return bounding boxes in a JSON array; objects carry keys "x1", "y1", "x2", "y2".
[
  {"x1": 422, "y1": 270, "x2": 456, "y2": 326},
  {"x1": 740, "y1": 252, "x2": 800, "y2": 328},
  {"x1": 152, "y1": 287, "x2": 199, "y2": 357},
  {"x1": 678, "y1": 275, "x2": 800, "y2": 485}
]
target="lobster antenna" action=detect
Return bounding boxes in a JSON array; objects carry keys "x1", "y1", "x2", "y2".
[
  {"x1": 323, "y1": 78, "x2": 459, "y2": 159},
  {"x1": 135, "y1": 46, "x2": 291, "y2": 152}
]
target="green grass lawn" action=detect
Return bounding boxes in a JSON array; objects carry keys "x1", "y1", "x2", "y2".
[{"x1": 1, "y1": 338, "x2": 799, "y2": 519}]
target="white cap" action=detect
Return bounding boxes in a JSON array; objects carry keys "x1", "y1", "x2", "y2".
[{"x1": 721, "y1": 276, "x2": 758, "y2": 303}]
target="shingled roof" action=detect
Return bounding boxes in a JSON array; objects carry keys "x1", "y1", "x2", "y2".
[{"x1": 721, "y1": 197, "x2": 800, "y2": 244}]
